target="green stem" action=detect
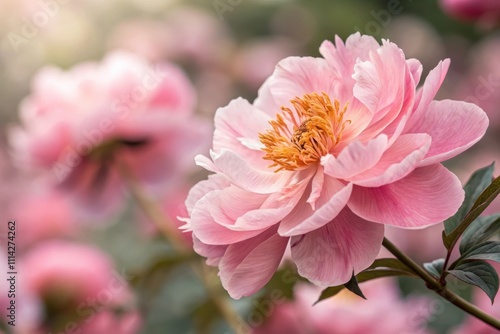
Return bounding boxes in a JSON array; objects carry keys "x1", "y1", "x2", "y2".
[
  {"x1": 383, "y1": 237, "x2": 500, "y2": 330},
  {"x1": 118, "y1": 161, "x2": 249, "y2": 334}
]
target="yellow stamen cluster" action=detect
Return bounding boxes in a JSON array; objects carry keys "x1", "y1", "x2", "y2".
[{"x1": 259, "y1": 92, "x2": 350, "y2": 172}]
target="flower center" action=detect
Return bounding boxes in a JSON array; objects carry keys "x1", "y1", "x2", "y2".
[{"x1": 259, "y1": 92, "x2": 349, "y2": 172}]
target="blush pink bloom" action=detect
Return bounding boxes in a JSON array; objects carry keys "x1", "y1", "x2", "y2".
[
  {"x1": 440, "y1": 0, "x2": 500, "y2": 22},
  {"x1": 184, "y1": 33, "x2": 488, "y2": 299},
  {"x1": 19, "y1": 241, "x2": 138, "y2": 334},
  {"x1": 253, "y1": 280, "x2": 433, "y2": 334},
  {"x1": 9, "y1": 52, "x2": 210, "y2": 215}
]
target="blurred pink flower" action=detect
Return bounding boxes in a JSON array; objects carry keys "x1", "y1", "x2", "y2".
[
  {"x1": 13, "y1": 188, "x2": 76, "y2": 249},
  {"x1": 453, "y1": 36, "x2": 500, "y2": 129},
  {"x1": 9, "y1": 51, "x2": 210, "y2": 215},
  {"x1": 232, "y1": 38, "x2": 299, "y2": 90},
  {"x1": 253, "y1": 279, "x2": 433, "y2": 334},
  {"x1": 184, "y1": 33, "x2": 488, "y2": 299},
  {"x1": 19, "y1": 241, "x2": 139, "y2": 334},
  {"x1": 440, "y1": 0, "x2": 500, "y2": 23},
  {"x1": 161, "y1": 6, "x2": 233, "y2": 67}
]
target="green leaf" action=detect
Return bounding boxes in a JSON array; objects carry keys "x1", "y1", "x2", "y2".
[
  {"x1": 423, "y1": 258, "x2": 445, "y2": 279},
  {"x1": 460, "y1": 214, "x2": 500, "y2": 254},
  {"x1": 443, "y1": 174, "x2": 500, "y2": 250},
  {"x1": 444, "y1": 163, "x2": 495, "y2": 235},
  {"x1": 343, "y1": 272, "x2": 366, "y2": 299},
  {"x1": 368, "y1": 258, "x2": 413, "y2": 272},
  {"x1": 316, "y1": 269, "x2": 412, "y2": 304},
  {"x1": 448, "y1": 260, "x2": 499, "y2": 303},
  {"x1": 454, "y1": 242, "x2": 500, "y2": 268},
  {"x1": 192, "y1": 299, "x2": 219, "y2": 334}
]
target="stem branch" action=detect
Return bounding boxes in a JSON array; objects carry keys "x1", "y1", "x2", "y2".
[
  {"x1": 118, "y1": 162, "x2": 249, "y2": 334},
  {"x1": 383, "y1": 237, "x2": 500, "y2": 330}
]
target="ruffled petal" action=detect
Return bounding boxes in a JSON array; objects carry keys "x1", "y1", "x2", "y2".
[
  {"x1": 193, "y1": 235, "x2": 227, "y2": 266},
  {"x1": 353, "y1": 41, "x2": 414, "y2": 143},
  {"x1": 348, "y1": 164, "x2": 464, "y2": 228},
  {"x1": 219, "y1": 226, "x2": 289, "y2": 299},
  {"x1": 184, "y1": 175, "x2": 230, "y2": 215},
  {"x1": 210, "y1": 149, "x2": 293, "y2": 194},
  {"x1": 410, "y1": 100, "x2": 489, "y2": 166},
  {"x1": 404, "y1": 59, "x2": 450, "y2": 131},
  {"x1": 290, "y1": 208, "x2": 384, "y2": 286},
  {"x1": 279, "y1": 175, "x2": 353, "y2": 236},
  {"x1": 350, "y1": 133, "x2": 431, "y2": 187},
  {"x1": 190, "y1": 189, "x2": 271, "y2": 245},
  {"x1": 258, "y1": 56, "x2": 338, "y2": 113},
  {"x1": 213, "y1": 97, "x2": 271, "y2": 169},
  {"x1": 322, "y1": 134, "x2": 388, "y2": 179}
]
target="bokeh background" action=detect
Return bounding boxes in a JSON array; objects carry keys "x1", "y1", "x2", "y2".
[{"x1": 0, "y1": 0, "x2": 499, "y2": 333}]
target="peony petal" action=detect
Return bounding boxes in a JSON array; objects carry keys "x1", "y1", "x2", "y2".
[
  {"x1": 404, "y1": 59, "x2": 450, "y2": 131},
  {"x1": 211, "y1": 149, "x2": 293, "y2": 194},
  {"x1": 307, "y1": 166, "x2": 325, "y2": 209},
  {"x1": 348, "y1": 164, "x2": 464, "y2": 228},
  {"x1": 353, "y1": 41, "x2": 414, "y2": 144},
  {"x1": 290, "y1": 207, "x2": 384, "y2": 287},
  {"x1": 213, "y1": 97, "x2": 271, "y2": 169},
  {"x1": 219, "y1": 226, "x2": 289, "y2": 299},
  {"x1": 410, "y1": 100, "x2": 489, "y2": 166},
  {"x1": 322, "y1": 134, "x2": 388, "y2": 179},
  {"x1": 353, "y1": 41, "x2": 406, "y2": 119},
  {"x1": 320, "y1": 33, "x2": 380, "y2": 81},
  {"x1": 350, "y1": 133, "x2": 431, "y2": 187},
  {"x1": 278, "y1": 175, "x2": 353, "y2": 237},
  {"x1": 193, "y1": 235, "x2": 227, "y2": 266},
  {"x1": 254, "y1": 77, "x2": 280, "y2": 115},
  {"x1": 184, "y1": 175, "x2": 230, "y2": 215},
  {"x1": 190, "y1": 189, "x2": 270, "y2": 245},
  {"x1": 262, "y1": 56, "x2": 339, "y2": 112},
  {"x1": 406, "y1": 58, "x2": 423, "y2": 87}
]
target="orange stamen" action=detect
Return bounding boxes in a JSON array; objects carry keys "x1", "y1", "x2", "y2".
[{"x1": 259, "y1": 92, "x2": 350, "y2": 172}]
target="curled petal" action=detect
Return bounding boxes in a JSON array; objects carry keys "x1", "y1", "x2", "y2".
[
  {"x1": 348, "y1": 164, "x2": 464, "y2": 228},
  {"x1": 412, "y1": 100, "x2": 489, "y2": 166},
  {"x1": 219, "y1": 226, "x2": 289, "y2": 299}
]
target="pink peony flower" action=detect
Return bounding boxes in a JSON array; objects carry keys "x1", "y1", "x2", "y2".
[
  {"x1": 253, "y1": 279, "x2": 433, "y2": 334},
  {"x1": 19, "y1": 241, "x2": 138, "y2": 334},
  {"x1": 440, "y1": 0, "x2": 500, "y2": 22},
  {"x1": 184, "y1": 33, "x2": 488, "y2": 299},
  {"x1": 9, "y1": 52, "x2": 210, "y2": 215}
]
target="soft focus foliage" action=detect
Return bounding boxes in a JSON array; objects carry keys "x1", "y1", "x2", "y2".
[{"x1": 0, "y1": 1, "x2": 499, "y2": 334}]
